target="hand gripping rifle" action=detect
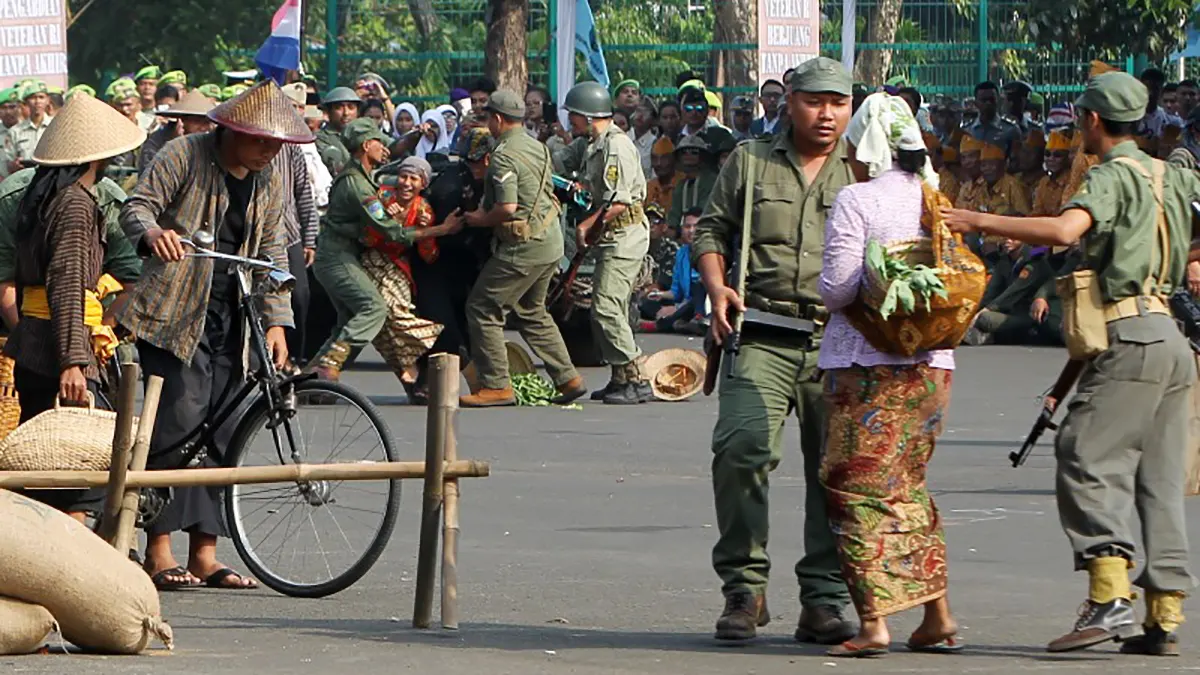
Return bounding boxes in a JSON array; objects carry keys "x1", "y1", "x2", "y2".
[
  {"x1": 1010, "y1": 358, "x2": 1085, "y2": 467},
  {"x1": 547, "y1": 193, "x2": 614, "y2": 310},
  {"x1": 703, "y1": 148, "x2": 755, "y2": 395}
]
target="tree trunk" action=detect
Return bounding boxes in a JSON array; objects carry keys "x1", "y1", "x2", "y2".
[
  {"x1": 853, "y1": 0, "x2": 903, "y2": 86},
  {"x1": 711, "y1": 0, "x2": 757, "y2": 95},
  {"x1": 485, "y1": 0, "x2": 528, "y2": 92},
  {"x1": 408, "y1": 0, "x2": 439, "y2": 40}
]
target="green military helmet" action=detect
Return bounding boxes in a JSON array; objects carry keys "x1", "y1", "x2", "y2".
[
  {"x1": 564, "y1": 81, "x2": 613, "y2": 119},
  {"x1": 322, "y1": 86, "x2": 361, "y2": 108},
  {"x1": 702, "y1": 126, "x2": 737, "y2": 156}
]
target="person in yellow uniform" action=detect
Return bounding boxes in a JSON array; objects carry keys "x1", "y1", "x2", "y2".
[
  {"x1": 955, "y1": 135, "x2": 984, "y2": 209},
  {"x1": 1031, "y1": 130, "x2": 1073, "y2": 216}
]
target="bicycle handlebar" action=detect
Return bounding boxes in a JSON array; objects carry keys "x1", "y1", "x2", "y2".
[{"x1": 180, "y1": 236, "x2": 297, "y2": 292}]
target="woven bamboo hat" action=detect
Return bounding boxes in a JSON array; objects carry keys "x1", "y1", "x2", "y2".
[
  {"x1": 159, "y1": 89, "x2": 217, "y2": 118},
  {"x1": 32, "y1": 94, "x2": 147, "y2": 167},
  {"x1": 505, "y1": 341, "x2": 537, "y2": 376},
  {"x1": 643, "y1": 348, "x2": 706, "y2": 402},
  {"x1": 207, "y1": 80, "x2": 315, "y2": 144}
]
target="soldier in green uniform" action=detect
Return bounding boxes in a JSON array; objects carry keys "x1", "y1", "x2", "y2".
[
  {"x1": 7, "y1": 81, "x2": 53, "y2": 175},
  {"x1": 667, "y1": 134, "x2": 717, "y2": 230},
  {"x1": 457, "y1": 89, "x2": 586, "y2": 408},
  {"x1": 315, "y1": 87, "x2": 361, "y2": 177},
  {"x1": 966, "y1": 241, "x2": 1063, "y2": 345},
  {"x1": 944, "y1": 71, "x2": 1199, "y2": 656},
  {"x1": 692, "y1": 57, "x2": 856, "y2": 644},
  {"x1": 0, "y1": 168, "x2": 143, "y2": 329},
  {"x1": 309, "y1": 118, "x2": 462, "y2": 380},
  {"x1": 560, "y1": 81, "x2": 653, "y2": 404},
  {"x1": 0, "y1": 87, "x2": 20, "y2": 181}
]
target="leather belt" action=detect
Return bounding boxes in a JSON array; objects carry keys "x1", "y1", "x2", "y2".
[
  {"x1": 1103, "y1": 295, "x2": 1170, "y2": 323},
  {"x1": 745, "y1": 293, "x2": 829, "y2": 325}
]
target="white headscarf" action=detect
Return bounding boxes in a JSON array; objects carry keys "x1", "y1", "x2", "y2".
[
  {"x1": 435, "y1": 104, "x2": 458, "y2": 134},
  {"x1": 392, "y1": 103, "x2": 420, "y2": 139},
  {"x1": 417, "y1": 108, "x2": 451, "y2": 158},
  {"x1": 845, "y1": 92, "x2": 938, "y2": 189}
]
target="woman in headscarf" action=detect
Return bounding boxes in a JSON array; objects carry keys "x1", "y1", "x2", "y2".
[
  {"x1": 816, "y1": 92, "x2": 962, "y2": 658},
  {"x1": 362, "y1": 156, "x2": 446, "y2": 398},
  {"x1": 393, "y1": 102, "x2": 420, "y2": 138},
  {"x1": 436, "y1": 104, "x2": 459, "y2": 138},
  {"x1": 417, "y1": 109, "x2": 451, "y2": 159},
  {"x1": 5, "y1": 94, "x2": 146, "y2": 523}
]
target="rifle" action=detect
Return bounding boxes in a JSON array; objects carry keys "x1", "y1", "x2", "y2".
[
  {"x1": 1010, "y1": 358, "x2": 1086, "y2": 467},
  {"x1": 1169, "y1": 288, "x2": 1200, "y2": 354},
  {"x1": 703, "y1": 147, "x2": 756, "y2": 396},
  {"x1": 546, "y1": 196, "x2": 614, "y2": 310}
]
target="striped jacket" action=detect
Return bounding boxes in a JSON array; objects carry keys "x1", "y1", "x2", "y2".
[{"x1": 118, "y1": 132, "x2": 293, "y2": 365}]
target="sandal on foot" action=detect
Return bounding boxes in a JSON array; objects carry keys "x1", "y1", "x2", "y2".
[
  {"x1": 149, "y1": 566, "x2": 198, "y2": 591},
  {"x1": 202, "y1": 567, "x2": 258, "y2": 590},
  {"x1": 906, "y1": 635, "x2": 964, "y2": 654},
  {"x1": 827, "y1": 641, "x2": 889, "y2": 658}
]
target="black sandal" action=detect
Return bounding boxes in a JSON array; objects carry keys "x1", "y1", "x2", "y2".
[
  {"x1": 149, "y1": 566, "x2": 198, "y2": 591},
  {"x1": 202, "y1": 567, "x2": 258, "y2": 590}
]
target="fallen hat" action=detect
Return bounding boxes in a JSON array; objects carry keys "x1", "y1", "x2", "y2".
[
  {"x1": 1075, "y1": 71, "x2": 1148, "y2": 123},
  {"x1": 207, "y1": 80, "x2": 315, "y2": 144},
  {"x1": 790, "y1": 57, "x2": 852, "y2": 96},
  {"x1": 483, "y1": 88, "x2": 525, "y2": 118},
  {"x1": 282, "y1": 82, "x2": 307, "y2": 107},
  {"x1": 341, "y1": 117, "x2": 390, "y2": 150},
  {"x1": 32, "y1": 94, "x2": 147, "y2": 166},
  {"x1": 505, "y1": 341, "x2": 536, "y2": 376},
  {"x1": 160, "y1": 89, "x2": 217, "y2": 118},
  {"x1": 134, "y1": 65, "x2": 162, "y2": 83},
  {"x1": 643, "y1": 348, "x2": 706, "y2": 402}
]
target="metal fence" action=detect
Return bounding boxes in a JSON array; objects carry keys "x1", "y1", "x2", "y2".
[{"x1": 314, "y1": 0, "x2": 1143, "y2": 104}]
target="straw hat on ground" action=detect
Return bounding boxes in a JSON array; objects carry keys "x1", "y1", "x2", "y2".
[
  {"x1": 643, "y1": 348, "x2": 706, "y2": 402},
  {"x1": 159, "y1": 89, "x2": 217, "y2": 118},
  {"x1": 505, "y1": 341, "x2": 537, "y2": 376},
  {"x1": 32, "y1": 94, "x2": 147, "y2": 167},
  {"x1": 207, "y1": 80, "x2": 315, "y2": 144}
]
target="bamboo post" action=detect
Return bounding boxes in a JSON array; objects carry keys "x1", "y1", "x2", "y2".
[
  {"x1": 441, "y1": 354, "x2": 461, "y2": 631},
  {"x1": 113, "y1": 375, "x2": 164, "y2": 556},
  {"x1": 100, "y1": 361, "x2": 140, "y2": 545},
  {"x1": 413, "y1": 354, "x2": 452, "y2": 629},
  {"x1": 0, "y1": 461, "x2": 490, "y2": 489}
]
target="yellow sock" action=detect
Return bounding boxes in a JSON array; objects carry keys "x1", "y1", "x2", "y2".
[
  {"x1": 1146, "y1": 591, "x2": 1186, "y2": 633},
  {"x1": 1087, "y1": 557, "x2": 1131, "y2": 604}
]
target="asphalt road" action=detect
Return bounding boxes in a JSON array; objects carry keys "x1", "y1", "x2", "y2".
[{"x1": 6, "y1": 335, "x2": 1200, "y2": 674}]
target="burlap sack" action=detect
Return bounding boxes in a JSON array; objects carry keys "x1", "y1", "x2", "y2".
[
  {"x1": 0, "y1": 596, "x2": 55, "y2": 655},
  {"x1": 0, "y1": 490, "x2": 173, "y2": 654}
]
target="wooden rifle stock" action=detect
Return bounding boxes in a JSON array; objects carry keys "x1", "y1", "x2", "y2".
[
  {"x1": 547, "y1": 201, "x2": 612, "y2": 309},
  {"x1": 1010, "y1": 358, "x2": 1085, "y2": 467}
]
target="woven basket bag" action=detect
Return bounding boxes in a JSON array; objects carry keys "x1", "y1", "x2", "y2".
[
  {"x1": 843, "y1": 183, "x2": 988, "y2": 357},
  {"x1": 0, "y1": 393, "x2": 132, "y2": 471},
  {"x1": 0, "y1": 338, "x2": 19, "y2": 443}
]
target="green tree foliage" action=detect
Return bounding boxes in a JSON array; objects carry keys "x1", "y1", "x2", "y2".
[{"x1": 1025, "y1": 0, "x2": 1194, "y2": 61}]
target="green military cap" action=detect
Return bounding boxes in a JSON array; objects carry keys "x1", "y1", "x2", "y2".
[
  {"x1": 160, "y1": 70, "x2": 188, "y2": 87},
  {"x1": 612, "y1": 78, "x2": 640, "y2": 95},
  {"x1": 322, "y1": 86, "x2": 361, "y2": 107},
  {"x1": 221, "y1": 84, "x2": 249, "y2": 101},
  {"x1": 731, "y1": 95, "x2": 754, "y2": 112},
  {"x1": 105, "y1": 77, "x2": 138, "y2": 102},
  {"x1": 66, "y1": 84, "x2": 96, "y2": 100},
  {"x1": 134, "y1": 65, "x2": 162, "y2": 83},
  {"x1": 484, "y1": 88, "x2": 524, "y2": 118},
  {"x1": 197, "y1": 83, "x2": 223, "y2": 100},
  {"x1": 459, "y1": 127, "x2": 494, "y2": 161},
  {"x1": 791, "y1": 57, "x2": 852, "y2": 96},
  {"x1": 0, "y1": 87, "x2": 17, "y2": 104},
  {"x1": 342, "y1": 117, "x2": 390, "y2": 151},
  {"x1": 18, "y1": 80, "x2": 48, "y2": 100},
  {"x1": 1075, "y1": 71, "x2": 1148, "y2": 123},
  {"x1": 46, "y1": 85, "x2": 64, "y2": 95}
]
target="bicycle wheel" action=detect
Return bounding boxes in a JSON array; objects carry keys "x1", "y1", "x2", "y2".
[{"x1": 224, "y1": 379, "x2": 400, "y2": 598}]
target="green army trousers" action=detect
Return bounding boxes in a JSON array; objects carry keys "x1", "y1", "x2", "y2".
[
  {"x1": 311, "y1": 248, "x2": 387, "y2": 365},
  {"x1": 591, "y1": 222, "x2": 649, "y2": 367},
  {"x1": 711, "y1": 331, "x2": 849, "y2": 608},
  {"x1": 1055, "y1": 314, "x2": 1197, "y2": 592},
  {"x1": 465, "y1": 256, "x2": 579, "y2": 390}
]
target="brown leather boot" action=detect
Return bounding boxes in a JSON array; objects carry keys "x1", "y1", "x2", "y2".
[
  {"x1": 552, "y1": 376, "x2": 588, "y2": 405},
  {"x1": 714, "y1": 591, "x2": 770, "y2": 641},
  {"x1": 795, "y1": 605, "x2": 857, "y2": 645},
  {"x1": 460, "y1": 387, "x2": 517, "y2": 408}
]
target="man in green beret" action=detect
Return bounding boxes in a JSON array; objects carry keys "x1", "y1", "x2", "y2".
[
  {"x1": 7, "y1": 80, "x2": 52, "y2": 175},
  {"x1": 159, "y1": 70, "x2": 188, "y2": 95},
  {"x1": 458, "y1": 89, "x2": 585, "y2": 407},
  {"x1": 0, "y1": 87, "x2": 20, "y2": 181},
  {"x1": 135, "y1": 65, "x2": 163, "y2": 113},
  {"x1": 613, "y1": 78, "x2": 641, "y2": 119},
  {"x1": 694, "y1": 55, "x2": 856, "y2": 644},
  {"x1": 944, "y1": 71, "x2": 1200, "y2": 656}
]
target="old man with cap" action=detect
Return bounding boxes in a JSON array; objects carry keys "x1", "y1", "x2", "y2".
[
  {"x1": 3, "y1": 93, "x2": 146, "y2": 522},
  {"x1": 118, "y1": 81, "x2": 308, "y2": 590},
  {"x1": 694, "y1": 56, "x2": 856, "y2": 644},
  {"x1": 457, "y1": 88, "x2": 585, "y2": 407},
  {"x1": 944, "y1": 70, "x2": 1200, "y2": 656}
]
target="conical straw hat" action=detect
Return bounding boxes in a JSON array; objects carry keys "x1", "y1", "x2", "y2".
[
  {"x1": 207, "y1": 80, "x2": 315, "y2": 144},
  {"x1": 160, "y1": 89, "x2": 217, "y2": 118},
  {"x1": 32, "y1": 94, "x2": 147, "y2": 166},
  {"x1": 643, "y1": 348, "x2": 706, "y2": 402}
]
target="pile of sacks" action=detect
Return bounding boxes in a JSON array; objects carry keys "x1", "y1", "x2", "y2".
[{"x1": 0, "y1": 489, "x2": 173, "y2": 655}]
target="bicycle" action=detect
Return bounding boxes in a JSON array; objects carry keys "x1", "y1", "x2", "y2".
[{"x1": 124, "y1": 232, "x2": 401, "y2": 598}]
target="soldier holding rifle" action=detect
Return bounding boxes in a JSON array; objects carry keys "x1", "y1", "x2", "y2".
[
  {"x1": 943, "y1": 71, "x2": 1199, "y2": 656},
  {"x1": 693, "y1": 57, "x2": 855, "y2": 644}
]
